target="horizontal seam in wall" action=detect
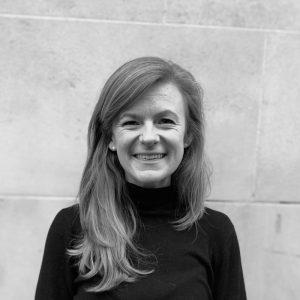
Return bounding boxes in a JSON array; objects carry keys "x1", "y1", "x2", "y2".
[
  {"x1": 0, "y1": 13, "x2": 299, "y2": 35},
  {"x1": 207, "y1": 200, "x2": 300, "y2": 204},
  {"x1": 0, "y1": 196, "x2": 299, "y2": 204},
  {"x1": 0, "y1": 195, "x2": 77, "y2": 201}
]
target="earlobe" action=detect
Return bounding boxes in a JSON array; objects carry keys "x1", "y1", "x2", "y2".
[
  {"x1": 109, "y1": 141, "x2": 116, "y2": 151},
  {"x1": 184, "y1": 136, "x2": 192, "y2": 148}
]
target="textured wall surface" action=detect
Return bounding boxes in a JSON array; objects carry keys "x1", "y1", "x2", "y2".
[{"x1": 0, "y1": 1, "x2": 299, "y2": 299}]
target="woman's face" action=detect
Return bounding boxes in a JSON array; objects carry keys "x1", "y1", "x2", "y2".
[{"x1": 109, "y1": 81, "x2": 190, "y2": 188}]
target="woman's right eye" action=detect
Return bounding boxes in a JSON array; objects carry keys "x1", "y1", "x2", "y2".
[{"x1": 122, "y1": 120, "x2": 139, "y2": 126}]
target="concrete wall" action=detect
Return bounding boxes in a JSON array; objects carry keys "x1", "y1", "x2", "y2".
[{"x1": 0, "y1": 1, "x2": 299, "y2": 299}]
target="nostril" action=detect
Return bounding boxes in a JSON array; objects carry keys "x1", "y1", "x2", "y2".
[{"x1": 139, "y1": 134, "x2": 159, "y2": 144}]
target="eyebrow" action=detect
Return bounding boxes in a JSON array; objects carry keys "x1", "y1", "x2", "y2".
[{"x1": 119, "y1": 110, "x2": 180, "y2": 121}]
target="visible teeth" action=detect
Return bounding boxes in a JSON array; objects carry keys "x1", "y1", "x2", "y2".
[{"x1": 135, "y1": 154, "x2": 164, "y2": 160}]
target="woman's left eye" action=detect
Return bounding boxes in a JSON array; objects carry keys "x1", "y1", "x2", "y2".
[{"x1": 159, "y1": 118, "x2": 176, "y2": 125}]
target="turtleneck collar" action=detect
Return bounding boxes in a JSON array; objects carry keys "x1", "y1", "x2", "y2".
[{"x1": 126, "y1": 182, "x2": 179, "y2": 216}]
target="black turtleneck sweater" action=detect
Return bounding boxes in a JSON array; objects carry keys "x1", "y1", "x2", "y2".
[{"x1": 35, "y1": 184, "x2": 246, "y2": 299}]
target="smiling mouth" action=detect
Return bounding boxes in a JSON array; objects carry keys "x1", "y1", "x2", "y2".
[{"x1": 134, "y1": 153, "x2": 166, "y2": 160}]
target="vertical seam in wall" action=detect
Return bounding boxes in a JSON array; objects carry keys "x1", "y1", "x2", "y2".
[
  {"x1": 253, "y1": 32, "x2": 268, "y2": 201},
  {"x1": 162, "y1": 0, "x2": 168, "y2": 24}
]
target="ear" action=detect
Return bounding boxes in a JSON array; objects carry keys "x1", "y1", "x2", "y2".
[
  {"x1": 184, "y1": 135, "x2": 193, "y2": 148},
  {"x1": 108, "y1": 141, "x2": 116, "y2": 151}
]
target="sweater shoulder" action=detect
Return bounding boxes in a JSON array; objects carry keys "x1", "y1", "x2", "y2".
[
  {"x1": 35, "y1": 205, "x2": 79, "y2": 299},
  {"x1": 56, "y1": 204, "x2": 79, "y2": 222},
  {"x1": 49, "y1": 204, "x2": 80, "y2": 239},
  {"x1": 199, "y1": 207, "x2": 236, "y2": 242}
]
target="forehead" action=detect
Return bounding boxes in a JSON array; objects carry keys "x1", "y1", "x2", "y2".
[{"x1": 120, "y1": 82, "x2": 186, "y2": 117}]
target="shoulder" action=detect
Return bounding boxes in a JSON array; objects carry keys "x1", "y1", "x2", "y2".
[
  {"x1": 200, "y1": 210, "x2": 246, "y2": 298},
  {"x1": 54, "y1": 204, "x2": 79, "y2": 224},
  {"x1": 48, "y1": 204, "x2": 80, "y2": 241},
  {"x1": 36, "y1": 205, "x2": 80, "y2": 298},
  {"x1": 198, "y1": 207, "x2": 236, "y2": 243}
]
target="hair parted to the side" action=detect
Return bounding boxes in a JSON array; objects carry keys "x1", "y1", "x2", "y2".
[{"x1": 68, "y1": 57, "x2": 211, "y2": 292}]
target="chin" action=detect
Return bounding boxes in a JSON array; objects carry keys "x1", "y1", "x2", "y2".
[{"x1": 130, "y1": 172, "x2": 171, "y2": 188}]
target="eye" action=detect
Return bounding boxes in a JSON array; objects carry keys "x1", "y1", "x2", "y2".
[
  {"x1": 122, "y1": 120, "x2": 139, "y2": 126},
  {"x1": 159, "y1": 118, "x2": 176, "y2": 125}
]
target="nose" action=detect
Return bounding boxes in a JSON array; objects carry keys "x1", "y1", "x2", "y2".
[{"x1": 139, "y1": 123, "x2": 159, "y2": 146}]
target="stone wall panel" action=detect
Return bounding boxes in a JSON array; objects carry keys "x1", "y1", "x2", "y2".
[{"x1": 256, "y1": 33, "x2": 300, "y2": 202}]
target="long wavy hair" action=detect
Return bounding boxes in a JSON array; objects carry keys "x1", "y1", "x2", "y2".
[{"x1": 68, "y1": 57, "x2": 211, "y2": 292}]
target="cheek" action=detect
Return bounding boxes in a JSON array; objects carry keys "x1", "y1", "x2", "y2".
[
  {"x1": 172, "y1": 131, "x2": 186, "y2": 147},
  {"x1": 168, "y1": 135, "x2": 185, "y2": 158},
  {"x1": 113, "y1": 131, "x2": 131, "y2": 148},
  {"x1": 115, "y1": 136, "x2": 136, "y2": 164},
  {"x1": 118, "y1": 138, "x2": 135, "y2": 153}
]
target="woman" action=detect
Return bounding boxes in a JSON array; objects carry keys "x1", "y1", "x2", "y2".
[{"x1": 35, "y1": 57, "x2": 247, "y2": 299}]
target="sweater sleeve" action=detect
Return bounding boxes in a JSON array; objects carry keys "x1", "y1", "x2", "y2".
[
  {"x1": 212, "y1": 226, "x2": 247, "y2": 300},
  {"x1": 35, "y1": 207, "x2": 76, "y2": 300}
]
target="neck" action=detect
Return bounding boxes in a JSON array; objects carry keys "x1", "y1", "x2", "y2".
[
  {"x1": 126, "y1": 182, "x2": 178, "y2": 216},
  {"x1": 125, "y1": 178, "x2": 171, "y2": 189}
]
